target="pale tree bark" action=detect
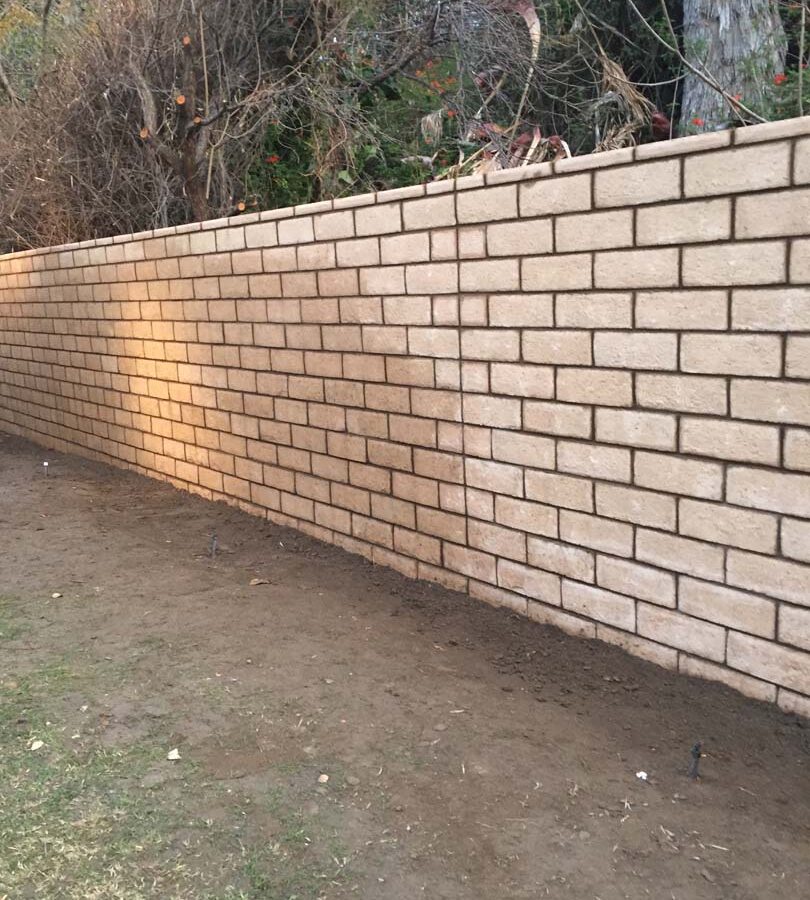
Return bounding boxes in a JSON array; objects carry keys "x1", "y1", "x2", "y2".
[{"x1": 680, "y1": 0, "x2": 786, "y2": 130}]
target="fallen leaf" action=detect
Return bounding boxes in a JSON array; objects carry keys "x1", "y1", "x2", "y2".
[{"x1": 249, "y1": 578, "x2": 270, "y2": 586}]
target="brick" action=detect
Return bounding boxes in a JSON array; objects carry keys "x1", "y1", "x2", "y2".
[
  {"x1": 472, "y1": 581, "x2": 527, "y2": 615},
  {"x1": 490, "y1": 363, "x2": 553, "y2": 399},
  {"x1": 355, "y1": 203, "x2": 401, "y2": 236},
  {"x1": 371, "y1": 493, "x2": 416, "y2": 528},
  {"x1": 298, "y1": 242, "x2": 336, "y2": 270},
  {"x1": 593, "y1": 332, "x2": 677, "y2": 370},
  {"x1": 352, "y1": 513, "x2": 393, "y2": 547},
  {"x1": 403, "y1": 194, "x2": 455, "y2": 230},
  {"x1": 408, "y1": 328, "x2": 459, "y2": 358},
  {"x1": 778, "y1": 689, "x2": 810, "y2": 718},
  {"x1": 680, "y1": 497, "x2": 778, "y2": 553},
  {"x1": 595, "y1": 408, "x2": 676, "y2": 450},
  {"x1": 556, "y1": 210, "x2": 633, "y2": 251},
  {"x1": 596, "y1": 483, "x2": 676, "y2": 530},
  {"x1": 415, "y1": 448, "x2": 464, "y2": 483},
  {"x1": 245, "y1": 220, "x2": 279, "y2": 248},
  {"x1": 681, "y1": 334, "x2": 781, "y2": 376},
  {"x1": 458, "y1": 185, "x2": 516, "y2": 223},
  {"x1": 737, "y1": 187, "x2": 810, "y2": 238},
  {"x1": 728, "y1": 550, "x2": 810, "y2": 608},
  {"x1": 417, "y1": 506, "x2": 466, "y2": 542},
  {"x1": 523, "y1": 330, "x2": 591, "y2": 365},
  {"x1": 727, "y1": 466, "x2": 810, "y2": 518},
  {"x1": 779, "y1": 605, "x2": 810, "y2": 652},
  {"x1": 556, "y1": 293, "x2": 632, "y2": 328},
  {"x1": 559, "y1": 510, "x2": 633, "y2": 557},
  {"x1": 466, "y1": 457, "x2": 522, "y2": 494},
  {"x1": 431, "y1": 228, "x2": 457, "y2": 260},
  {"x1": 394, "y1": 527, "x2": 441, "y2": 565},
  {"x1": 318, "y1": 268, "x2": 359, "y2": 297},
  {"x1": 791, "y1": 238, "x2": 810, "y2": 283},
  {"x1": 336, "y1": 237, "x2": 379, "y2": 267},
  {"x1": 526, "y1": 602, "x2": 596, "y2": 638},
  {"x1": 636, "y1": 529, "x2": 724, "y2": 581},
  {"x1": 796, "y1": 136, "x2": 810, "y2": 183},
  {"x1": 459, "y1": 258, "x2": 519, "y2": 292},
  {"x1": 595, "y1": 159, "x2": 680, "y2": 207},
  {"x1": 782, "y1": 518, "x2": 810, "y2": 564},
  {"x1": 520, "y1": 173, "x2": 591, "y2": 216},
  {"x1": 683, "y1": 241, "x2": 786, "y2": 286},
  {"x1": 637, "y1": 198, "x2": 731, "y2": 245},
  {"x1": 458, "y1": 226, "x2": 486, "y2": 258},
  {"x1": 360, "y1": 266, "x2": 405, "y2": 295},
  {"x1": 339, "y1": 296, "x2": 382, "y2": 324},
  {"x1": 679, "y1": 577, "x2": 775, "y2": 638},
  {"x1": 635, "y1": 290, "x2": 728, "y2": 330},
  {"x1": 636, "y1": 374, "x2": 727, "y2": 415},
  {"x1": 557, "y1": 441, "x2": 631, "y2": 482},
  {"x1": 524, "y1": 400, "x2": 591, "y2": 438},
  {"x1": 594, "y1": 249, "x2": 679, "y2": 289},
  {"x1": 557, "y1": 368, "x2": 633, "y2": 406},
  {"x1": 444, "y1": 543, "x2": 497, "y2": 583},
  {"x1": 527, "y1": 535, "x2": 594, "y2": 582},
  {"x1": 562, "y1": 581, "x2": 635, "y2": 630},
  {"x1": 382, "y1": 295, "x2": 431, "y2": 325},
  {"x1": 680, "y1": 654, "x2": 777, "y2": 702},
  {"x1": 278, "y1": 216, "x2": 315, "y2": 245},
  {"x1": 462, "y1": 329, "x2": 520, "y2": 361},
  {"x1": 489, "y1": 293, "x2": 553, "y2": 327},
  {"x1": 526, "y1": 470, "x2": 593, "y2": 512},
  {"x1": 463, "y1": 394, "x2": 521, "y2": 429},
  {"x1": 680, "y1": 416, "x2": 779, "y2": 465},
  {"x1": 634, "y1": 451, "x2": 723, "y2": 500},
  {"x1": 731, "y1": 379, "x2": 810, "y2": 427},
  {"x1": 787, "y1": 337, "x2": 810, "y2": 379},
  {"x1": 380, "y1": 232, "x2": 429, "y2": 265},
  {"x1": 597, "y1": 556, "x2": 675, "y2": 607},
  {"x1": 469, "y1": 519, "x2": 526, "y2": 562},
  {"x1": 406, "y1": 262, "x2": 459, "y2": 294},
  {"x1": 488, "y1": 219, "x2": 553, "y2": 255},
  {"x1": 684, "y1": 143, "x2": 791, "y2": 196},
  {"x1": 314, "y1": 210, "x2": 354, "y2": 241},
  {"x1": 785, "y1": 429, "x2": 810, "y2": 472},
  {"x1": 498, "y1": 559, "x2": 561, "y2": 604},
  {"x1": 727, "y1": 631, "x2": 810, "y2": 694},
  {"x1": 262, "y1": 246, "x2": 297, "y2": 271},
  {"x1": 491, "y1": 430, "x2": 555, "y2": 468},
  {"x1": 600, "y1": 627, "x2": 679, "y2": 669},
  {"x1": 522, "y1": 253, "x2": 592, "y2": 291},
  {"x1": 637, "y1": 604, "x2": 726, "y2": 662}
]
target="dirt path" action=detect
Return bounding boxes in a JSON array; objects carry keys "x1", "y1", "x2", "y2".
[{"x1": 1, "y1": 433, "x2": 808, "y2": 899}]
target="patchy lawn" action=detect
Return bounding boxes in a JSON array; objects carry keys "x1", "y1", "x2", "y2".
[{"x1": 1, "y1": 432, "x2": 808, "y2": 899}]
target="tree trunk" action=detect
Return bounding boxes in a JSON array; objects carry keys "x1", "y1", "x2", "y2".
[{"x1": 680, "y1": 0, "x2": 786, "y2": 131}]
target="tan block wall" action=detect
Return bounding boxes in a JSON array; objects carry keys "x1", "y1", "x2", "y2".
[{"x1": 2, "y1": 116, "x2": 810, "y2": 715}]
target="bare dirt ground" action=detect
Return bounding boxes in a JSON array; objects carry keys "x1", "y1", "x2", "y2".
[{"x1": 0, "y1": 432, "x2": 808, "y2": 900}]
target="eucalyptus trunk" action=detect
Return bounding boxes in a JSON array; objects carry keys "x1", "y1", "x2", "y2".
[{"x1": 680, "y1": 0, "x2": 786, "y2": 131}]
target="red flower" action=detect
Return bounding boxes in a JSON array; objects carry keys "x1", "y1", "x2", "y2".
[
  {"x1": 692, "y1": 117, "x2": 705, "y2": 126},
  {"x1": 774, "y1": 72, "x2": 787, "y2": 85},
  {"x1": 265, "y1": 154, "x2": 280, "y2": 165},
  {"x1": 447, "y1": 109, "x2": 457, "y2": 118}
]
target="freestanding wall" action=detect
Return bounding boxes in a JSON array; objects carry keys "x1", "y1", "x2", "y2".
[{"x1": 2, "y1": 117, "x2": 810, "y2": 713}]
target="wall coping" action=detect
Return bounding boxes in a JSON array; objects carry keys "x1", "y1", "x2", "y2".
[{"x1": 2, "y1": 114, "x2": 808, "y2": 263}]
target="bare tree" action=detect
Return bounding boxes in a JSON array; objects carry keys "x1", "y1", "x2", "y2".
[{"x1": 680, "y1": 0, "x2": 786, "y2": 129}]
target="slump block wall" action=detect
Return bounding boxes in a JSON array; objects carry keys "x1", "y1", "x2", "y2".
[{"x1": 2, "y1": 117, "x2": 810, "y2": 714}]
